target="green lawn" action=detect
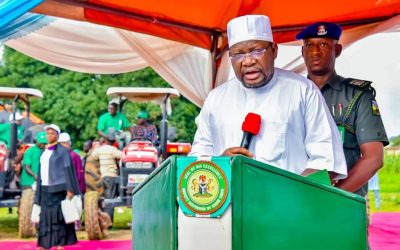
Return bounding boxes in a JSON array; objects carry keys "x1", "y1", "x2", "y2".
[
  {"x1": 0, "y1": 207, "x2": 18, "y2": 233},
  {"x1": 368, "y1": 153, "x2": 400, "y2": 212}
]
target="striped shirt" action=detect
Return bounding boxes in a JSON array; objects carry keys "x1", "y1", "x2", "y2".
[
  {"x1": 131, "y1": 125, "x2": 158, "y2": 143},
  {"x1": 91, "y1": 144, "x2": 122, "y2": 177}
]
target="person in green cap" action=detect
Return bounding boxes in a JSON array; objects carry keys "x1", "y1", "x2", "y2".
[
  {"x1": 131, "y1": 110, "x2": 158, "y2": 143},
  {"x1": 20, "y1": 131, "x2": 47, "y2": 189},
  {"x1": 97, "y1": 102, "x2": 131, "y2": 148}
]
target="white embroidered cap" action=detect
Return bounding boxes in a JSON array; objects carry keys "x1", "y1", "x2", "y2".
[{"x1": 227, "y1": 15, "x2": 273, "y2": 47}]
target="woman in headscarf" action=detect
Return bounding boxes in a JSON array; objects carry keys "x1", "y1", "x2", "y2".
[{"x1": 35, "y1": 124, "x2": 81, "y2": 250}]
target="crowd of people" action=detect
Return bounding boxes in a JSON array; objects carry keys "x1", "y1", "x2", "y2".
[{"x1": 0, "y1": 103, "x2": 158, "y2": 249}]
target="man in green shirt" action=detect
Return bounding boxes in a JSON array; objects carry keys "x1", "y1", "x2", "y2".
[
  {"x1": 97, "y1": 102, "x2": 131, "y2": 148},
  {"x1": 20, "y1": 131, "x2": 47, "y2": 189},
  {"x1": 0, "y1": 113, "x2": 24, "y2": 149}
]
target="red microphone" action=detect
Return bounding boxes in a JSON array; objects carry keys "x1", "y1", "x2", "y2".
[{"x1": 240, "y1": 113, "x2": 261, "y2": 149}]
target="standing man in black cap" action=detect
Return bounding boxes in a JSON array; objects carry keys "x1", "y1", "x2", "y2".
[{"x1": 297, "y1": 22, "x2": 389, "y2": 196}]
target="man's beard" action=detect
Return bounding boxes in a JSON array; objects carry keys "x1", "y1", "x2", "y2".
[{"x1": 241, "y1": 70, "x2": 274, "y2": 89}]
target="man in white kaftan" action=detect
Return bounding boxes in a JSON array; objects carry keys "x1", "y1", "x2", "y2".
[{"x1": 189, "y1": 15, "x2": 347, "y2": 179}]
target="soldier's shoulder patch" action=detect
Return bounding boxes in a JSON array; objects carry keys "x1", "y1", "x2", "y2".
[
  {"x1": 371, "y1": 99, "x2": 380, "y2": 116},
  {"x1": 344, "y1": 78, "x2": 372, "y2": 90}
]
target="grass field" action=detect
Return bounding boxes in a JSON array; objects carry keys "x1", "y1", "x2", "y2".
[
  {"x1": 0, "y1": 154, "x2": 399, "y2": 238},
  {"x1": 369, "y1": 153, "x2": 400, "y2": 212}
]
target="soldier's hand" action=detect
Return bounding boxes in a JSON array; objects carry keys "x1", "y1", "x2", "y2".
[{"x1": 221, "y1": 147, "x2": 253, "y2": 158}]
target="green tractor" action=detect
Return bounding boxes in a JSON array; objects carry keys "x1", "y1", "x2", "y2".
[{"x1": 0, "y1": 87, "x2": 43, "y2": 238}]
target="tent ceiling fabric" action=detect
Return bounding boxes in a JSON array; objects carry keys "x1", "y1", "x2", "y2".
[
  {"x1": 4, "y1": 1, "x2": 399, "y2": 136},
  {"x1": 7, "y1": 1, "x2": 400, "y2": 108},
  {"x1": 6, "y1": 15, "x2": 400, "y2": 107},
  {"x1": 5, "y1": 17, "x2": 213, "y2": 107},
  {"x1": 35, "y1": 0, "x2": 400, "y2": 50}
]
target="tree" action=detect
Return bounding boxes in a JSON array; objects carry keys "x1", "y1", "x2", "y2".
[
  {"x1": 0, "y1": 47, "x2": 199, "y2": 148},
  {"x1": 390, "y1": 135, "x2": 400, "y2": 146}
]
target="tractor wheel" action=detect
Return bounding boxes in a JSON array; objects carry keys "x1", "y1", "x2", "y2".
[
  {"x1": 84, "y1": 191, "x2": 106, "y2": 240},
  {"x1": 85, "y1": 159, "x2": 104, "y2": 195},
  {"x1": 18, "y1": 189, "x2": 36, "y2": 238}
]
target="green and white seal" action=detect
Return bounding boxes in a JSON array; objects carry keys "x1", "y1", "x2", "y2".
[{"x1": 179, "y1": 161, "x2": 228, "y2": 215}]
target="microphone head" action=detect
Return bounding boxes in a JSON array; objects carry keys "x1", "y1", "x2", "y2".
[{"x1": 242, "y1": 113, "x2": 261, "y2": 135}]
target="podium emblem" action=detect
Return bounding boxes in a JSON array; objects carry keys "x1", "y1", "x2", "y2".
[{"x1": 179, "y1": 161, "x2": 228, "y2": 215}]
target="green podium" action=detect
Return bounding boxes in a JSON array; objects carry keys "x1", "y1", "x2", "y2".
[{"x1": 132, "y1": 156, "x2": 367, "y2": 250}]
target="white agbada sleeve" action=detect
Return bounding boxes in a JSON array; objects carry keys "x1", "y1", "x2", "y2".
[
  {"x1": 189, "y1": 95, "x2": 214, "y2": 156},
  {"x1": 303, "y1": 84, "x2": 347, "y2": 179}
]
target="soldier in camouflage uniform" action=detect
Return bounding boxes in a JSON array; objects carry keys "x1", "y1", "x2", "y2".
[{"x1": 296, "y1": 22, "x2": 389, "y2": 196}]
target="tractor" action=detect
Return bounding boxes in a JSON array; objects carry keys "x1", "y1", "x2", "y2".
[
  {"x1": 0, "y1": 87, "x2": 43, "y2": 238},
  {"x1": 84, "y1": 87, "x2": 191, "y2": 239}
]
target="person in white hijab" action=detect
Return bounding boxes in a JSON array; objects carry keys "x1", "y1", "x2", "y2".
[{"x1": 189, "y1": 15, "x2": 347, "y2": 180}]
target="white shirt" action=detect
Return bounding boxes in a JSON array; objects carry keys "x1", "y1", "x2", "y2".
[
  {"x1": 40, "y1": 148, "x2": 53, "y2": 186},
  {"x1": 190, "y1": 68, "x2": 347, "y2": 179},
  {"x1": 368, "y1": 173, "x2": 380, "y2": 190}
]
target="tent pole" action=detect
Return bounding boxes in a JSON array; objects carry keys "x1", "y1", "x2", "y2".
[
  {"x1": 210, "y1": 34, "x2": 219, "y2": 88},
  {"x1": 160, "y1": 94, "x2": 170, "y2": 160},
  {"x1": 10, "y1": 95, "x2": 20, "y2": 159}
]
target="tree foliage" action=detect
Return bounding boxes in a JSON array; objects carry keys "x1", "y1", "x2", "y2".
[
  {"x1": 0, "y1": 47, "x2": 199, "y2": 148},
  {"x1": 390, "y1": 135, "x2": 400, "y2": 146}
]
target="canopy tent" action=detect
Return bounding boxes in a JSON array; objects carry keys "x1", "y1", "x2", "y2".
[
  {"x1": 1, "y1": 2, "x2": 400, "y2": 136},
  {"x1": 5, "y1": 13, "x2": 400, "y2": 105},
  {"x1": 31, "y1": 1, "x2": 400, "y2": 87},
  {"x1": 5, "y1": 15, "x2": 213, "y2": 107},
  {"x1": 33, "y1": 0, "x2": 400, "y2": 50}
]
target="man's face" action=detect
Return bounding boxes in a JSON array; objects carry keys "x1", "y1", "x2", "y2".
[
  {"x1": 302, "y1": 38, "x2": 342, "y2": 76},
  {"x1": 137, "y1": 118, "x2": 146, "y2": 125},
  {"x1": 229, "y1": 40, "x2": 277, "y2": 88},
  {"x1": 108, "y1": 104, "x2": 117, "y2": 116},
  {"x1": 83, "y1": 141, "x2": 92, "y2": 153},
  {"x1": 46, "y1": 129, "x2": 58, "y2": 144}
]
